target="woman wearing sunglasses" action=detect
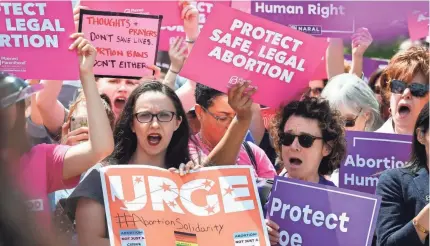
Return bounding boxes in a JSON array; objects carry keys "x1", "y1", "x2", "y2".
[
  {"x1": 321, "y1": 73, "x2": 383, "y2": 132},
  {"x1": 377, "y1": 46, "x2": 429, "y2": 135},
  {"x1": 265, "y1": 97, "x2": 347, "y2": 245}
]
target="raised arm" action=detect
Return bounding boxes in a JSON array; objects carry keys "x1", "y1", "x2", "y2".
[
  {"x1": 203, "y1": 80, "x2": 257, "y2": 166},
  {"x1": 62, "y1": 33, "x2": 114, "y2": 180},
  {"x1": 326, "y1": 38, "x2": 345, "y2": 79},
  {"x1": 350, "y1": 28, "x2": 373, "y2": 78},
  {"x1": 35, "y1": 79, "x2": 67, "y2": 137},
  {"x1": 163, "y1": 37, "x2": 187, "y2": 90},
  {"x1": 249, "y1": 103, "x2": 265, "y2": 145}
]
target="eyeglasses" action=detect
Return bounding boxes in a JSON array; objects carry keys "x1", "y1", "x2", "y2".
[
  {"x1": 390, "y1": 80, "x2": 429, "y2": 98},
  {"x1": 134, "y1": 111, "x2": 176, "y2": 123},
  {"x1": 202, "y1": 107, "x2": 235, "y2": 126},
  {"x1": 310, "y1": 87, "x2": 323, "y2": 95},
  {"x1": 344, "y1": 108, "x2": 362, "y2": 128},
  {"x1": 280, "y1": 132, "x2": 323, "y2": 148}
]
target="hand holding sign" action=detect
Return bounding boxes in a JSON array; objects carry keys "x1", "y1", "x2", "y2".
[
  {"x1": 168, "y1": 160, "x2": 202, "y2": 176},
  {"x1": 265, "y1": 219, "x2": 280, "y2": 245},
  {"x1": 69, "y1": 32, "x2": 96, "y2": 75},
  {"x1": 73, "y1": 5, "x2": 89, "y2": 32},
  {"x1": 351, "y1": 27, "x2": 373, "y2": 57},
  {"x1": 227, "y1": 78, "x2": 257, "y2": 122}
]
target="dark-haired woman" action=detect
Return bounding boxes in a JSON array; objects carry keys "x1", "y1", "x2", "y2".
[
  {"x1": 265, "y1": 97, "x2": 347, "y2": 245},
  {"x1": 376, "y1": 103, "x2": 429, "y2": 246},
  {"x1": 66, "y1": 80, "x2": 200, "y2": 246},
  {"x1": 0, "y1": 34, "x2": 114, "y2": 228}
]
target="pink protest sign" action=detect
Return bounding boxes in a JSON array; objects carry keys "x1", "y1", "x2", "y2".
[
  {"x1": 180, "y1": 3, "x2": 328, "y2": 108},
  {"x1": 79, "y1": 9, "x2": 162, "y2": 79},
  {"x1": 78, "y1": 1, "x2": 231, "y2": 51},
  {"x1": 408, "y1": 10, "x2": 429, "y2": 41},
  {"x1": 0, "y1": 1, "x2": 79, "y2": 80}
]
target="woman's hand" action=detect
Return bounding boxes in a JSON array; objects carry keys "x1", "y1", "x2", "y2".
[
  {"x1": 265, "y1": 219, "x2": 280, "y2": 245},
  {"x1": 351, "y1": 27, "x2": 373, "y2": 57},
  {"x1": 169, "y1": 36, "x2": 188, "y2": 73},
  {"x1": 169, "y1": 161, "x2": 202, "y2": 176},
  {"x1": 69, "y1": 33, "x2": 97, "y2": 76},
  {"x1": 180, "y1": 0, "x2": 200, "y2": 41},
  {"x1": 227, "y1": 77, "x2": 257, "y2": 122},
  {"x1": 73, "y1": 5, "x2": 89, "y2": 32},
  {"x1": 61, "y1": 121, "x2": 89, "y2": 146}
]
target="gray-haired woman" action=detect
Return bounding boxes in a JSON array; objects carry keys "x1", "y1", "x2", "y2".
[{"x1": 321, "y1": 73, "x2": 383, "y2": 132}]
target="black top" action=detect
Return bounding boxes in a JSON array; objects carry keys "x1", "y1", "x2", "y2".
[
  {"x1": 376, "y1": 167, "x2": 429, "y2": 246},
  {"x1": 65, "y1": 168, "x2": 109, "y2": 238}
]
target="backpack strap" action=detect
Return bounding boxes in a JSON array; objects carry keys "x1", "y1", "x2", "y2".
[{"x1": 243, "y1": 141, "x2": 257, "y2": 172}]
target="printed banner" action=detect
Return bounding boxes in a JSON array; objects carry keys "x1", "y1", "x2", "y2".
[
  {"x1": 79, "y1": 9, "x2": 162, "y2": 79},
  {"x1": 0, "y1": 1, "x2": 79, "y2": 80},
  {"x1": 180, "y1": 3, "x2": 328, "y2": 108},
  {"x1": 251, "y1": 1, "x2": 355, "y2": 38},
  {"x1": 79, "y1": 1, "x2": 232, "y2": 51},
  {"x1": 267, "y1": 176, "x2": 381, "y2": 246},
  {"x1": 100, "y1": 165, "x2": 270, "y2": 246},
  {"x1": 408, "y1": 10, "x2": 429, "y2": 41},
  {"x1": 339, "y1": 131, "x2": 412, "y2": 194},
  {"x1": 252, "y1": 1, "x2": 428, "y2": 41}
]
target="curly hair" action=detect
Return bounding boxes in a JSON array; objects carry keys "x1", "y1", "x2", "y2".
[{"x1": 269, "y1": 97, "x2": 347, "y2": 175}]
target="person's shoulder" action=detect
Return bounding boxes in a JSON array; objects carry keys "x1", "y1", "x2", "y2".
[{"x1": 376, "y1": 118, "x2": 394, "y2": 133}]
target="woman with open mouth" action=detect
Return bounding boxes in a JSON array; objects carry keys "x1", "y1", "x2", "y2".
[
  {"x1": 265, "y1": 97, "x2": 347, "y2": 245},
  {"x1": 377, "y1": 46, "x2": 429, "y2": 135}
]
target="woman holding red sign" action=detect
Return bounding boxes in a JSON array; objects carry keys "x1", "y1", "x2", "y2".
[{"x1": 0, "y1": 33, "x2": 114, "y2": 229}]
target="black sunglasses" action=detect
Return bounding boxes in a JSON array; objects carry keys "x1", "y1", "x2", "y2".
[
  {"x1": 134, "y1": 111, "x2": 176, "y2": 123},
  {"x1": 390, "y1": 80, "x2": 429, "y2": 97},
  {"x1": 344, "y1": 108, "x2": 362, "y2": 128},
  {"x1": 281, "y1": 132, "x2": 323, "y2": 148}
]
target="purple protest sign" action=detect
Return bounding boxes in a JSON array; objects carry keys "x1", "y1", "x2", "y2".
[
  {"x1": 339, "y1": 131, "x2": 412, "y2": 194},
  {"x1": 252, "y1": 1, "x2": 355, "y2": 38},
  {"x1": 267, "y1": 176, "x2": 380, "y2": 246},
  {"x1": 251, "y1": 1, "x2": 428, "y2": 41},
  {"x1": 344, "y1": 55, "x2": 388, "y2": 80}
]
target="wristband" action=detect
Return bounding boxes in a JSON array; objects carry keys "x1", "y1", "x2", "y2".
[
  {"x1": 413, "y1": 219, "x2": 429, "y2": 234},
  {"x1": 185, "y1": 39, "x2": 195, "y2": 44},
  {"x1": 169, "y1": 69, "x2": 180, "y2": 74}
]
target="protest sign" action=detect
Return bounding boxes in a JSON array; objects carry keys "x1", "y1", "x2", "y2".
[
  {"x1": 252, "y1": 1, "x2": 428, "y2": 41},
  {"x1": 339, "y1": 131, "x2": 412, "y2": 194},
  {"x1": 180, "y1": 3, "x2": 328, "y2": 108},
  {"x1": 267, "y1": 176, "x2": 381, "y2": 246},
  {"x1": 100, "y1": 165, "x2": 270, "y2": 246},
  {"x1": 344, "y1": 55, "x2": 388, "y2": 81},
  {"x1": 79, "y1": 9, "x2": 162, "y2": 79},
  {"x1": 0, "y1": 1, "x2": 79, "y2": 80},
  {"x1": 79, "y1": 1, "x2": 231, "y2": 51},
  {"x1": 251, "y1": 1, "x2": 355, "y2": 38},
  {"x1": 407, "y1": 10, "x2": 429, "y2": 41}
]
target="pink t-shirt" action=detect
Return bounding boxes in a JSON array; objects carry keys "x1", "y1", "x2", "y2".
[
  {"x1": 189, "y1": 135, "x2": 276, "y2": 179},
  {"x1": 17, "y1": 144, "x2": 80, "y2": 227}
]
